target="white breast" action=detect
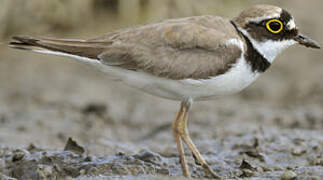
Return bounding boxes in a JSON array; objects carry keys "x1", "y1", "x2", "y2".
[
  {"x1": 93, "y1": 57, "x2": 259, "y2": 101},
  {"x1": 178, "y1": 38, "x2": 259, "y2": 100},
  {"x1": 179, "y1": 55, "x2": 259, "y2": 101}
]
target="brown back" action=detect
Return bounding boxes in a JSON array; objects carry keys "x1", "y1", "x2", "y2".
[{"x1": 10, "y1": 16, "x2": 245, "y2": 80}]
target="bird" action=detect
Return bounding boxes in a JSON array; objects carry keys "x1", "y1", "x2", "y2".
[{"x1": 9, "y1": 4, "x2": 320, "y2": 178}]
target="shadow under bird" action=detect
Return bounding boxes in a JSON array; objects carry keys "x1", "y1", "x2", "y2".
[{"x1": 9, "y1": 4, "x2": 320, "y2": 179}]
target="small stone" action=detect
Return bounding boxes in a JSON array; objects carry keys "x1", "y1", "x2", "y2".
[
  {"x1": 239, "y1": 160, "x2": 256, "y2": 170},
  {"x1": 280, "y1": 170, "x2": 297, "y2": 180},
  {"x1": 64, "y1": 137, "x2": 85, "y2": 155},
  {"x1": 234, "y1": 169, "x2": 244, "y2": 177},
  {"x1": 243, "y1": 150, "x2": 265, "y2": 161},
  {"x1": 262, "y1": 166, "x2": 272, "y2": 172},
  {"x1": 79, "y1": 169, "x2": 86, "y2": 175},
  {"x1": 82, "y1": 103, "x2": 107, "y2": 116},
  {"x1": 256, "y1": 166, "x2": 263, "y2": 173},
  {"x1": 156, "y1": 167, "x2": 170, "y2": 175},
  {"x1": 12, "y1": 149, "x2": 28, "y2": 162},
  {"x1": 37, "y1": 164, "x2": 53, "y2": 179},
  {"x1": 128, "y1": 166, "x2": 145, "y2": 176},
  {"x1": 84, "y1": 155, "x2": 95, "y2": 162},
  {"x1": 116, "y1": 152, "x2": 125, "y2": 156},
  {"x1": 242, "y1": 169, "x2": 254, "y2": 177},
  {"x1": 86, "y1": 167, "x2": 99, "y2": 176},
  {"x1": 27, "y1": 143, "x2": 42, "y2": 152},
  {"x1": 133, "y1": 149, "x2": 162, "y2": 164},
  {"x1": 53, "y1": 164, "x2": 62, "y2": 172},
  {"x1": 291, "y1": 147, "x2": 306, "y2": 156}
]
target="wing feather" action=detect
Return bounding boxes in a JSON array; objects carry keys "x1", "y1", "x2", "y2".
[
  {"x1": 10, "y1": 16, "x2": 244, "y2": 80},
  {"x1": 99, "y1": 16, "x2": 244, "y2": 80}
]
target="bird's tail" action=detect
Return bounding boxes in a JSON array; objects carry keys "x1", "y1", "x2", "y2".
[{"x1": 9, "y1": 36, "x2": 110, "y2": 61}]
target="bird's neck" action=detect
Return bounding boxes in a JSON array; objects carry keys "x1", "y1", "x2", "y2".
[
  {"x1": 239, "y1": 29, "x2": 296, "y2": 63},
  {"x1": 231, "y1": 21, "x2": 271, "y2": 73}
]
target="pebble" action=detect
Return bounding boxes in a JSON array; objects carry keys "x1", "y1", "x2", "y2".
[
  {"x1": 12, "y1": 149, "x2": 29, "y2": 162},
  {"x1": 280, "y1": 170, "x2": 297, "y2": 180}
]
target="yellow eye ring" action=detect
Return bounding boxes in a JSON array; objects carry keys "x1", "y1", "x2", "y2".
[{"x1": 266, "y1": 19, "x2": 283, "y2": 34}]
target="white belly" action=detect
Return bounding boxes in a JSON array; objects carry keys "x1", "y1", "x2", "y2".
[
  {"x1": 32, "y1": 48, "x2": 260, "y2": 101},
  {"x1": 95, "y1": 56, "x2": 260, "y2": 101}
]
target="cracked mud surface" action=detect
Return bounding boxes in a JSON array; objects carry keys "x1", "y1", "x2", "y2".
[
  {"x1": 1, "y1": 124, "x2": 322, "y2": 179},
  {"x1": 0, "y1": 89, "x2": 322, "y2": 179},
  {"x1": 1, "y1": 0, "x2": 323, "y2": 179}
]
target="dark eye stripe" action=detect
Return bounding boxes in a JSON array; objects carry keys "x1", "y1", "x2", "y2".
[{"x1": 242, "y1": 10, "x2": 297, "y2": 41}]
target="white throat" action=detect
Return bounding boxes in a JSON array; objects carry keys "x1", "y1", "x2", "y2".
[{"x1": 238, "y1": 28, "x2": 296, "y2": 63}]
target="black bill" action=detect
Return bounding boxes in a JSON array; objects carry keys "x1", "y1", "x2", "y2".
[{"x1": 294, "y1": 33, "x2": 320, "y2": 49}]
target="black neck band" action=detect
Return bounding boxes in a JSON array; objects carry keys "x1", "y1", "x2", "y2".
[{"x1": 231, "y1": 21, "x2": 271, "y2": 73}]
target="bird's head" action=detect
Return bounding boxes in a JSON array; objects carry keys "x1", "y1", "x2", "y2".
[{"x1": 232, "y1": 4, "x2": 320, "y2": 63}]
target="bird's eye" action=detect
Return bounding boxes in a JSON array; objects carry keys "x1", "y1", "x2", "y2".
[{"x1": 266, "y1": 19, "x2": 283, "y2": 34}]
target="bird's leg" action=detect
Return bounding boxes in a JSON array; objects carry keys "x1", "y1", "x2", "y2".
[
  {"x1": 178, "y1": 100, "x2": 221, "y2": 179},
  {"x1": 172, "y1": 103, "x2": 190, "y2": 177}
]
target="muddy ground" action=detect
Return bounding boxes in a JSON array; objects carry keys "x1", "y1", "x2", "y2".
[{"x1": 0, "y1": 0, "x2": 323, "y2": 179}]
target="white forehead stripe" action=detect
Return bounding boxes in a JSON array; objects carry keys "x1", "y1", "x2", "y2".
[
  {"x1": 248, "y1": 13, "x2": 280, "y2": 23},
  {"x1": 287, "y1": 19, "x2": 296, "y2": 29}
]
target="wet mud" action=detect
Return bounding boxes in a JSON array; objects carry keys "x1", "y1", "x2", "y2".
[
  {"x1": 1, "y1": 105, "x2": 322, "y2": 180},
  {"x1": 1, "y1": 134, "x2": 322, "y2": 179}
]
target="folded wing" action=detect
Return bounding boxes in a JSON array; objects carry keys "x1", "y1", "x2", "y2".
[{"x1": 10, "y1": 16, "x2": 244, "y2": 80}]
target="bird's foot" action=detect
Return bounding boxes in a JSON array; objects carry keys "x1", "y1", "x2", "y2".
[{"x1": 202, "y1": 163, "x2": 221, "y2": 179}]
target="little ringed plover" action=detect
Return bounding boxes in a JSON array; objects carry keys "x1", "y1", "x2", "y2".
[{"x1": 9, "y1": 4, "x2": 320, "y2": 178}]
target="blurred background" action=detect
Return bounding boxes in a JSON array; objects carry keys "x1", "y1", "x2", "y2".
[{"x1": 0, "y1": 0, "x2": 322, "y2": 161}]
